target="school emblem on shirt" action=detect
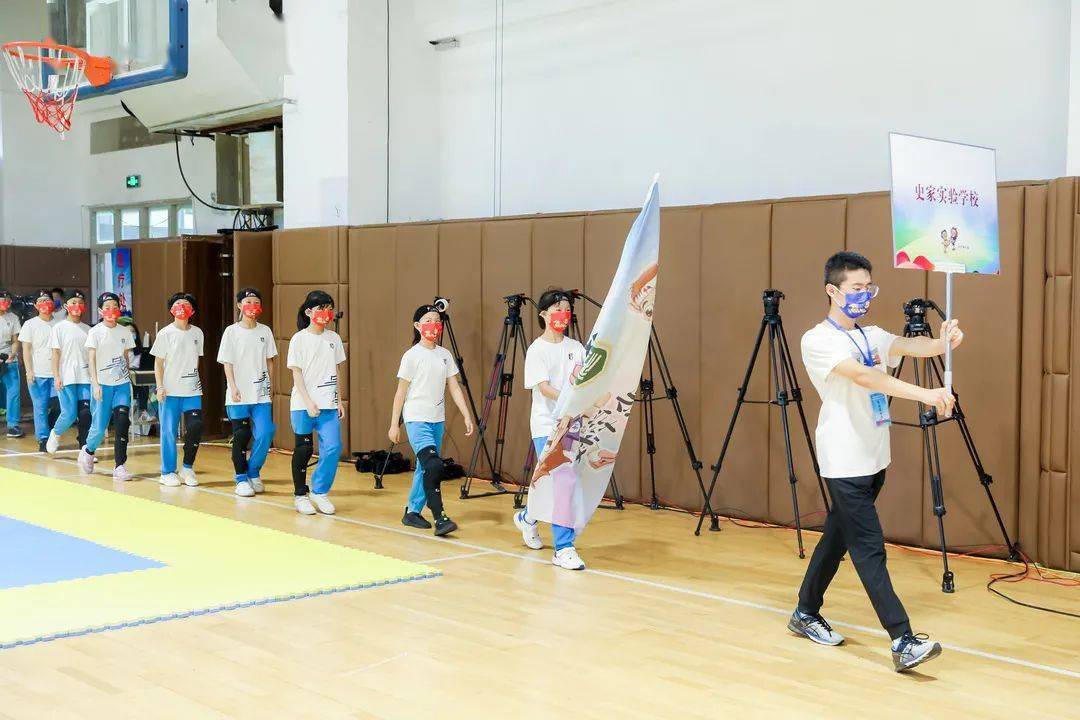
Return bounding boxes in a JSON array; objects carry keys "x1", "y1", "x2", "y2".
[{"x1": 573, "y1": 336, "x2": 609, "y2": 388}]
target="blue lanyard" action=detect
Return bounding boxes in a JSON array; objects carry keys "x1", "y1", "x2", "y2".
[{"x1": 825, "y1": 318, "x2": 874, "y2": 367}]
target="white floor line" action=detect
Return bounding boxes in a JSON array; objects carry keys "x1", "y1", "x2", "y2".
[
  {"x1": 419, "y1": 550, "x2": 496, "y2": 564},
  {"x1": 339, "y1": 652, "x2": 408, "y2": 677},
  {"x1": 188, "y1": 487, "x2": 1080, "y2": 680},
  {"x1": 0, "y1": 442, "x2": 162, "y2": 459}
]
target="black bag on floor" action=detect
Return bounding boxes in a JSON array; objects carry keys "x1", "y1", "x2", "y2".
[
  {"x1": 354, "y1": 450, "x2": 411, "y2": 474},
  {"x1": 441, "y1": 457, "x2": 465, "y2": 480}
]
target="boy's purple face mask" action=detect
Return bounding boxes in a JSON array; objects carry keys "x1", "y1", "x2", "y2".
[{"x1": 836, "y1": 289, "x2": 872, "y2": 318}]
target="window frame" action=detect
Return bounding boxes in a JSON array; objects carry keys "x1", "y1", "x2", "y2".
[{"x1": 88, "y1": 198, "x2": 195, "y2": 247}]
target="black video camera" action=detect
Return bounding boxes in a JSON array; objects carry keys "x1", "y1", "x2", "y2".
[{"x1": 762, "y1": 289, "x2": 784, "y2": 318}]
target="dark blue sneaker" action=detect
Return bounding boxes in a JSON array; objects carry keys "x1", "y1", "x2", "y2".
[
  {"x1": 788, "y1": 610, "x2": 845, "y2": 646},
  {"x1": 892, "y1": 632, "x2": 942, "y2": 672},
  {"x1": 7, "y1": 426, "x2": 24, "y2": 438}
]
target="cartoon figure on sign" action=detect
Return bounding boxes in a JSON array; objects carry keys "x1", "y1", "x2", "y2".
[
  {"x1": 949, "y1": 226, "x2": 959, "y2": 252},
  {"x1": 940, "y1": 229, "x2": 950, "y2": 254},
  {"x1": 629, "y1": 263, "x2": 658, "y2": 319}
]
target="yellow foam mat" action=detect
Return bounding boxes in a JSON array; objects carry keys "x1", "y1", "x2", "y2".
[{"x1": 0, "y1": 468, "x2": 438, "y2": 648}]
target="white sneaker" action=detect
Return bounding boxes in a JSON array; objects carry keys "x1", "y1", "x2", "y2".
[
  {"x1": 159, "y1": 473, "x2": 181, "y2": 487},
  {"x1": 552, "y1": 546, "x2": 586, "y2": 570},
  {"x1": 294, "y1": 495, "x2": 316, "y2": 515},
  {"x1": 514, "y1": 510, "x2": 543, "y2": 550},
  {"x1": 112, "y1": 465, "x2": 134, "y2": 482},
  {"x1": 179, "y1": 467, "x2": 198, "y2": 487},
  {"x1": 310, "y1": 492, "x2": 335, "y2": 515},
  {"x1": 249, "y1": 476, "x2": 265, "y2": 493},
  {"x1": 235, "y1": 480, "x2": 255, "y2": 497},
  {"x1": 45, "y1": 430, "x2": 60, "y2": 454},
  {"x1": 77, "y1": 447, "x2": 95, "y2": 474}
]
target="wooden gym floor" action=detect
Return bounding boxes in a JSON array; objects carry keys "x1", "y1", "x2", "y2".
[{"x1": 0, "y1": 437, "x2": 1076, "y2": 720}]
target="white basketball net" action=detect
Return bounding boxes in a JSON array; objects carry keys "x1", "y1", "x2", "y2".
[{"x1": 2, "y1": 42, "x2": 88, "y2": 136}]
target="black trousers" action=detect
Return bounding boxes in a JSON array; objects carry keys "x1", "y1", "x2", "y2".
[{"x1": 797, "y1": 469, "x2": 912, "y2": 640}]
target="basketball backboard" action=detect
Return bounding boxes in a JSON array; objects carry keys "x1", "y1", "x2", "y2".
[{"x1": 47, "y1": 0, "x2": 188, "y2": 99}]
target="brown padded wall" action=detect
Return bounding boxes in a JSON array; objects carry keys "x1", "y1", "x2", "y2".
[
  {"x1": 272, "y1": 227, "x2": 347, "y2": 286},
  {"x1": 281, "y1": 176, "x2": 1079, "y2": 569},
  {"x1": 768, "y1": 199, "x2": 847, "y2": 525},
  {"x1": 233, "y1": 231, "x2": 275, "y2": 330},
  {"x1": 438, "y1": 222, "x2": 484, "y2": 462},
  {"x1": 700, "y1": 202, "x2": 771, "y2": 520},
  {"x1": 4, "y1": 247, "x2": 90, "y2": 292},
  {"x1": 650, "y1": 208, "x2": 703, "y2": 508}
]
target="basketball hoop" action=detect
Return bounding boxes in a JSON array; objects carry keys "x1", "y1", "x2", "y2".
[{"x1": 1, "y1": 40, "x2": 112, "y2": 136}]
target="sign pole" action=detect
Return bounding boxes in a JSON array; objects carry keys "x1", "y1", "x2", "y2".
[{"x1": 943, "y1": 271, "x2": 954, "y2": 395}]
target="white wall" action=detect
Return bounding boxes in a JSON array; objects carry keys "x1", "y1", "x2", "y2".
[{"x1": 387, "y1": 0, "x2": 1071, "y2": 220}]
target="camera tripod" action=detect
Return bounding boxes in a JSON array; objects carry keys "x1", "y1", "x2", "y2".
[
  {"x1": 891, "y1": 298, "x2": 1019, "y2": 593},
  {"x1": 460, "y1": 293, "x2": 531, "y2": 499},
  {"x1": 374, "y1": 298, "x2": 494, "y2": 489},
  {"x1": 695, "y1": 289, "x2": 829, "y2": 559}
]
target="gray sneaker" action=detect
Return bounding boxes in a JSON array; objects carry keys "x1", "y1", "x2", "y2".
[
  {"x1": 892, "y1": 632, "x2": 942, "y2": 672},
  {"x1": 788, "y1": 610, "x2": 845, "y2": 646}
]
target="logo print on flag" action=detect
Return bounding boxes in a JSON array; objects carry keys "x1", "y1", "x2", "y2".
[{"x1": 526, "y1": 176, "x2": 661, "y2": 532}]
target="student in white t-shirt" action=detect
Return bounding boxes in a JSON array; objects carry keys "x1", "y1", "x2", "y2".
[
  {"x1": 151, "y1": 292, "x2": 204, "y2": 488},
  {"x1": 0, "y1": 290, "x2": 23, "y2": 439},
  {"x1": 45, "y1": 291, "x2": 92, "y2": 453},
  {"x1": 78, "y1": 293, "x2": 134, "y2": 481},
  {"x1": 19, "y1": 289, "x2": 61, "y2": 451},
  {"x1": 790, "y1": 251, "x2": 962, "y2": 673},
  {"x1": 389, "y1": 304, "x2": 475, "y2": 536},
  {"x1": 287, "y1": 290, "x2": 346, "y2": 515},
  {"x1": 218, "y1": 287, "x2": 277, "y2": 498},
  {"x1": 513, "y1": 289, "x2": 588, "y2": 570}
]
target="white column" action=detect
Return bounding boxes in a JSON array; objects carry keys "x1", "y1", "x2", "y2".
[{"x1": 1067, "y1": 0, "x2": 1080, "y2": 175}]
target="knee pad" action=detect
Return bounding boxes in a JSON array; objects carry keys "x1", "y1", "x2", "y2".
[
  {"x1": 292, "y1": 433, "x2": 314, "y2": 471},
  {"x1": 232, "y1": 417, "x2": 253, "y2": 449},
  {"x1": 417, "y1": 446, "x2": 444, "y2": 484},
  {"x1": 183, "y1": 409, "x2": 203, "y2": 441},
  {"x1": 112, "y1": 406, "x2": 131, "y2": 436}
]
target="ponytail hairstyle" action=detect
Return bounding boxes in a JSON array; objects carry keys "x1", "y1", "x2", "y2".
[
  {"x1": 536, "y1": 288, "x2": 571, "y2": 330},
  {"x1": 297, "y1": 290, "x2": 335, "y2": 330},
  {"x1": 411, "y1": 304, "x2": 441, "y2": 345}
]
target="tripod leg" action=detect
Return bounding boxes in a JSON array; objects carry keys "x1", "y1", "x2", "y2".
[
  {"x1": 445, "y1": 318, "x2": 497, "y2": 476},
  {"x1": 778, "y1": 321, "x2": 829, "y2": 514},
  {"x1": 462, "y1": 321, "x2": 511, "y2": 498},
  {"x1": 695, "y1": 318, "x2": 769, "y2": 535},
  {"x1": 770, "y1": 325, "x2": 805, "y2": 558},
  {"x1": 514, "y1": 439, "x2": 536, "y2": 509},
  {"x1": 916, "y1": 359, "x2": 954, "y2": 593},
  {"x1": 642, "y1": 348, "x2": 660, "y2": 509}
]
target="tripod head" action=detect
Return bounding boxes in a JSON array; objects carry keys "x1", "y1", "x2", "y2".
[
  {"x1": 433, "y1": 296, "x2": 451, "y2": 314},
  {"x1": 762, "y1": 289, "x2": 784, "y2": 321},
  {"x1": 503, "y1": 293, "x2": 528, "y2": 321},
  {"x1": 902, "y1": 298, "x2": 945, "y2": 335}
]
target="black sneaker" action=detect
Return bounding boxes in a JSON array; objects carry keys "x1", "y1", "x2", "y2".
[
  {"x1": 402, "y1": 509, "x2": 432, "y2": 529},
  {"x1": 6, "y1": 427, "x2": 24, "y2": 438},
  {"x1": 892, "y1": 632, "x2": 942, "y2": 672},
  {"x1": 38, "y1": 438, "x2": 47, "y2": 452},
  {"x1": 434, "y1": 513, "x2": 458, "y2": 537}
]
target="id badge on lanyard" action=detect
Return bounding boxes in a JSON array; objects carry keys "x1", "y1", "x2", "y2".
[{"x1": 826, "y1": 318, "x2": 891, "y2": 427}]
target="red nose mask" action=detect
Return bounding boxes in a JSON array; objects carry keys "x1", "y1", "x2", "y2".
[
  {"x1": 0, "y1": 300, "x2": 10, "y2": 311},
  {"x1": 241, "y1": 303, "x2": 263, "y2": 319},
  {"x1": 171, "y1": 304, "x2": 194, "y2": 320},
  {"x1": 312, "y1": 308, "x2": 335, "y2": 326},
  {"x1": 548, "y1": 310, "x2": 571, "y2": 332},
  {"x1": 101, "y1": 307, "x2": 121, "y2": 322},
  {"x1": 35, "y1": 301, "x2": 53, "y2": 315},
  {"x1": 420, "y1": 321, "x2": 443, "y2": 341}
]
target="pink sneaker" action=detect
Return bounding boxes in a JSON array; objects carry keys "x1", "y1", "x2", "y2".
[
  {"x1": 77, "y1": 447, "x2": 95, "y2": 474},
  {"x1": 112, "y1": 465, "x2": 134, "y2": 482}
]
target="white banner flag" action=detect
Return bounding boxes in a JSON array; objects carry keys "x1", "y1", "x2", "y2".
[{"x1": 526, "y1": 176, "x2": 660, "y2": 532}]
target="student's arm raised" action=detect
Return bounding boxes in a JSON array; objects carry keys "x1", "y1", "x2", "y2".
[{"x1": 830, "y1": 358, "x2": 955, "y2": 417}]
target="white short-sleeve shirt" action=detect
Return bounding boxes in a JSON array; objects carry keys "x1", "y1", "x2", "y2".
[
  {"x1": 150, "y1": 324, "x2": 204, "y2": 397},
  {"x1": 49, "y1": 320, "x2": 92, "y2": 385},
  {"x1": 85, "y1": 323, "x2": 134, "y2": 386},
  {"x1": 523, "y1": 336, "x2": 586, "y2": 439},
  {"x1": 397, "y1": 343, "x2": 459, "y2": 423},
  {"x1": 287, "y1": 328, "x2": 346, "y2": 411},
  {"x1": 801, "y1": 322, "x2": 900, "y2": 479},
  {"x1": 217, "y1": 322, "x2": 277, "y2": 405},
  {"x1": 18, "y1": 316, "x2": 58, "y2": 377},
  {"x1": 0, "y1": 312, "x2": 21, "y2": 357}
]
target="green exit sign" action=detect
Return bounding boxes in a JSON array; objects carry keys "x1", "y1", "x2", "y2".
[{"x1": 125, "y1": 174, "x2": 141, "y2": 189}]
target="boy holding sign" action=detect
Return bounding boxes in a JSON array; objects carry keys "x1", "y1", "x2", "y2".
[{"x1": 790, "y1": 251, "x2": 963, "y2": 673}]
